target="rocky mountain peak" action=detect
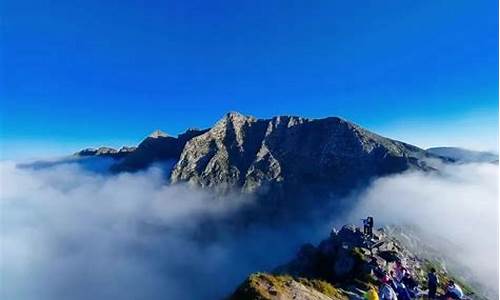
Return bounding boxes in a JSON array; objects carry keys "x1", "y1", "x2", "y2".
[
  {"x1": 148, "y1": 129, "x2": 169, "y2": 139},
  {"x1": 171, "y1": 112, "x2": 432, "y2": 197},
  {"x1": 74, "y1": 112, "x2": 439, "y2": 202}
]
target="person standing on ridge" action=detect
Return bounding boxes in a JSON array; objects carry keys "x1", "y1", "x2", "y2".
[
  {"x1": 363, "y1": 218, "x2": 370, "y2": 235},
  {"x1": 367, "y1": 216, "x2": 374, "y2": 237},
  {"x1": 427, "y1": 268, "x2": 439, "y2": 299}
]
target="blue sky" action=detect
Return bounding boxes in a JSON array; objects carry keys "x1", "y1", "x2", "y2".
[{"x1": 1, "y1": 0, "x2": 498, "y2": 159}]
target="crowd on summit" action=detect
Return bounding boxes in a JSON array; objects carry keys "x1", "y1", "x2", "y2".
[{"x1": 361, "y1": 217, "x2": 465, "y2": 300}]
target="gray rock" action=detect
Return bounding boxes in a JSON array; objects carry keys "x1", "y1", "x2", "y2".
[
  {"x1": 333, "y1": 247, "x2": 356, "y2": 279},
  {"x1": 171, "y1": 112, "x2": 435, "y2": 197}
]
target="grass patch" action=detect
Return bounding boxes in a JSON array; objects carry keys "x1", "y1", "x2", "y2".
[
  {"x1": 298, "y1": 277, "x2": 348, "y2": 300},
  {"x1": 230, "y1": 273, "x2": 348, "y2": 300}
]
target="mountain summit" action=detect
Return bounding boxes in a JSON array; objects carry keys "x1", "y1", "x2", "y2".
[
  {"x1": 171, "y1": 113, "x2": 433, "y2": 196},
  {"x1": 148, "y1": 129, "x2": 169, "y2": 138},
  {"x1": 76, "y1": 112, "x2": 439, "y2": 203}
]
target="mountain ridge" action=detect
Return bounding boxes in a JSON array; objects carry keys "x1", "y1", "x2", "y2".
[
  {"x1": 74, "y1": 112, "x2": 442, "y2": 203},
  {"x1": 426, "y1": 147, "x2": 498, "y2": 163}
]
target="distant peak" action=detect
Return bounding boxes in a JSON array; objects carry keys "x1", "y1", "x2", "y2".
[
  {"x1": 225, "y1": 111, "x2": 247, "y2": 119},
  {"x1": 148, "y1": 129, "x2": 169, "y2": 138}
]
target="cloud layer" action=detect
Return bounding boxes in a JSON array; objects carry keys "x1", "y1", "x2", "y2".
[
  {"x1": 0, "y1": 160, "x2": 323, "y2": 299},
  {"x1": 1, "y1": 158, "x2": 497, "y2": 299}
]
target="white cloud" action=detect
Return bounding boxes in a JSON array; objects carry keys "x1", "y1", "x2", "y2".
[
  {"x1": 347, "y1": 162, "x2": 499, "y2": 297},
  {"x1": 0, "y1": 160, "x2": 310, "y2": 299},
  {"x1": 1, "y1": 159, "x2": 497, "y2": 299}
]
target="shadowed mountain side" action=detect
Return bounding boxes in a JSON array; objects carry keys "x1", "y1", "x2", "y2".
[
  {"x1": 427, "y1": 147, "x2": 498, "y2": 164},
  {"x1": 110, "y1": 128, "x2": 209, "y2": 173},
  {"x1": 74, "y1": 146, "x2": 137, "y2": 159}
]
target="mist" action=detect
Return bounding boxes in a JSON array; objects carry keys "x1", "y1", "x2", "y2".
[
  {"x1": 347, "y1": 162, "x2": 499, "y2": 297},
  {"x1": 0, "y1": 159, "x2": 327, "y2": 300},
  {"x1": 1, "y1": 158, "x2": 498, "y2": 299}
]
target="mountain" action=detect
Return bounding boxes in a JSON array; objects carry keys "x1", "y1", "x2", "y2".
[
  {"x1": 75, "y1": 112, "x2": 441, "y2": 207},
  {"x1": 229, "y1": 224, "x2": 485, "y2": 300},
  {"x1": 110, "y1": 128, "x2": 208, "y2": 172},
  {"x1": 426, "y1": 147, "x2": 498, "y2": 163},
  {"x1": 171, "y1": 112, "x2": 434, "y2": 196},
  {"x1": 74, "y1": 146, "x2": 136, "y2": 159}
]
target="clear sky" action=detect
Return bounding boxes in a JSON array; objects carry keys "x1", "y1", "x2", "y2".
[{"x1": 1, "y1": 0, "x2": 498, "y2": 159}]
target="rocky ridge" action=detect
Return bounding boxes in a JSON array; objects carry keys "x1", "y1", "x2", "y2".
[
  {"x1": 75, "y1": 112, "x2": 441, "y2": 201},
  {"x1": 74, "y1": 146, "x2": 137, "y2": 159},
  {"x1": 171, "y1": 112, "x2": 434, "y2": 195},
  {"x1": 110, "y1": 128, "x2": 208, "y2": 172},
  {"x1": 229, "y1": 224, "x2": 484, "y2": 300},
  {"x1": 426, "y1": 147, "x2": 498, "y2": 164}
]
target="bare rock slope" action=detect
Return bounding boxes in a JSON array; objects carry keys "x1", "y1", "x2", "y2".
[
  {"x1": 75, "y1": 112, "x2": 438, "y2": 201},
  {"x1": 171, "y1": 112, "x2": 432, "y2": 195}
]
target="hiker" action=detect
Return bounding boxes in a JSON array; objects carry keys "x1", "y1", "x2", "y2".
[
  {"x1": 369, "y1": 257, "x2": 385, "y2": 279},
  {"x1": 394, "y1": 281, "x2": 411, "y2": 300},
  {"x1": 363, "y1": 218, "x2": 370, "y2": 235},
  {"x1": 402, "y1": 272, "x2": 419, "y2": 297},
  {"x1": 443, "y1": 281, "x2": 464, "y2": 299},
  {"x1": 427, "y1": 268, "x2": 439, "y2": 299},
  {"x1": 365, "y1": 287, "x2": 379, "y2": 300},
  {"x1": 394, "y1": 261, "x2": 406, "y2": 282},
  {"x1": 388, "y1": 270, "x2": 398, "y2": 291},
  {"x1": 367, "y1": 216, "x2": 374, "y2": 236},
  {"x1": 379, "y1": 275, "x2": 398, "y2": 300}
]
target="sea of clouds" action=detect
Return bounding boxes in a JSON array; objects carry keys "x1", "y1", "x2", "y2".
[{"x1": 0, "y1": 158, "x2": 498, "y2": 299}]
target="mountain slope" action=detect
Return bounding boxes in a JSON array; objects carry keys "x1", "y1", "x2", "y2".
[
  {"x1": 230, "y1": 273, "x2": 348, "y2": 300},
  {"x1": 74, "y1": 112, "x2": 442, "y2": 203},
  {"x1": 110, "y1": 128, "x2": 208, "y2": 172},
  {"x1": 427, "y1": 147, "x2": 498, "y2": 163},
  {"x1": 171, "y1": 112, "x2": 433, "y2": 195},
  {"x1": 74, "y1": 146, "x2": 136, "y2": 159}
]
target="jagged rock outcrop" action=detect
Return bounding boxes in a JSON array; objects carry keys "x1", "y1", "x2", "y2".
[{"x1": 171, "y1": 112, "x2": 433, "y2": 196}]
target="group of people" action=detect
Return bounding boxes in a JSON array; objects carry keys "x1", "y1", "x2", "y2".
[
  {"x1": 360, "y1": 217, "x2": 465, "y2": 300},
  {"x1": 378, "y1": 260, "x2": 420, "y2": 300},
  {"x1": 428, "y1": 266, "x2": 464, "y2": 300},
  {"x1": 366, "y1": 260, "x2": 465, "y2": 300}
]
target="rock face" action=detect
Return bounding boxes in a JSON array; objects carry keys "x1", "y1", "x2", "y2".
[
  {"x1": 171, "y1": 112, "x2": 432, "y2": 196},
  {"x1": 74, "y1": 112, "x2": 441, "y2": 212},
  {"x1": 75, "y1": 112, "x2": 444, "y2": 201}
]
